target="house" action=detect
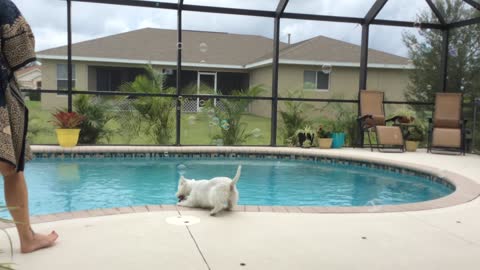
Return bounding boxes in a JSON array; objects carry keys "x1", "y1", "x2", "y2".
[
  {"x1": 36, "y1": 28, "x2": 411, "y2": 116},
  {"x1": 15, "y1": 65, "x2": 42, "y2": 90}
]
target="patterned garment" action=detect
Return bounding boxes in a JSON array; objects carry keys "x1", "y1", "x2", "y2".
[{"x1": 0, "y1": 0, "x2": 36, "y2": 172}]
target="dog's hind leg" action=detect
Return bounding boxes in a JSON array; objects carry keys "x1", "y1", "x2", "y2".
[
  {"x1": 227, "y1": 190, "x2": 238, "y2": 210},
  {"x1": 209, "y1": 205, "x2": 224, "y2": 216}
]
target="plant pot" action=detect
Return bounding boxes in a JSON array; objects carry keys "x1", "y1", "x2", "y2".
[
  {"x1": 331, "y1": 132, "x2": 345, "y2": 148},
  {"x1": 318, "y1": 138, "x2": 333, "y2": 149},
  {"x1": 55, "y1": 129, "x2": 81, "y2": 148},
  {"x1": 405, "y1": 140, "x2": 418, "y2": 152},
  {"x1": 297, "y1": 132, "x2": 306, "y2": 147}
]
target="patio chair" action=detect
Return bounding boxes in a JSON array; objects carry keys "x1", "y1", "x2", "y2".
[
  {"x1": 357, "y1": 90, "x2": 405, "y2": 152},
  {"x1": 427, "y1": 92, "x2": 466, "y2": 155}
]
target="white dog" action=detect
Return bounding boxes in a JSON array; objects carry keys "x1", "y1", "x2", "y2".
[{"x1": 176, "y1": 166, "x2": 241, "y2": 216}]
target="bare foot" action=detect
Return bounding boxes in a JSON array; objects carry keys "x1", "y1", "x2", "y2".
[{"x1": 21, "y1": 231, "x2": 59, "y2": 253}]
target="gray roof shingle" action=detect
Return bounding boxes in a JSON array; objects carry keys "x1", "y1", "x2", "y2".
[{"x1": 37, "y1": 28, "x2": 408, "y2": 67}]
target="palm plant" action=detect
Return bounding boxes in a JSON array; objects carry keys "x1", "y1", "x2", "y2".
[
  {"x1": 73, "y1": 95, "x2": 116, "y2": 144},
  {"x1": 204, "y1": 85, "x2": 265, "y2": 145},
  {"x1": 118, "y1": 65, "x2": 176, "y2": 144}
]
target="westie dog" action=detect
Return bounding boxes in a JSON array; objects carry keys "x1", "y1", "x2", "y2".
[{"x1": 176, "y1": 166, "x2": 241, "y2": 216}]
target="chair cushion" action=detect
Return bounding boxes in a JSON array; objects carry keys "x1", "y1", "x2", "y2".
[
  {"x1": 432, "y1": 128, "x2": 461, "y2": 148},
  {"x1": 434, "y1": 118, "x2": 460, "y2": 129},
  {"x1": 376, "y1": 126, "x2": 403, "y2": 146}
]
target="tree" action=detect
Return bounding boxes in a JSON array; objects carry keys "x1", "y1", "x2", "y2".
[
  {"x1": 119, "y1": 65, "x2": 176, "y2": 144},
  {"x1": 403, "y1": 0, "x2": 480, "y2": 109}
]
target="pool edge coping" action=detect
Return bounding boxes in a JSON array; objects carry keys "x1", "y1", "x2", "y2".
[{"x1": 2, "y1": 145, "x2": 477, "y2": 227}]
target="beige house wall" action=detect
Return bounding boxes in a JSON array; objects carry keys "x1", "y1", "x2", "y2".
[
  {"x1": 40, "y1": 60, "x2": 89, "y2": 110},
  {"x1": 39, "y1": 59, "x2": 410, "y2": 117},
  {"x1": 248, "y1": 65, "x2": 410, "y2": 117}
]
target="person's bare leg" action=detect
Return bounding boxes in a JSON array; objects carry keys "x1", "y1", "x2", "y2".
[{"x1": 1, "y1": 162, "x2": 58, "y2": 253}]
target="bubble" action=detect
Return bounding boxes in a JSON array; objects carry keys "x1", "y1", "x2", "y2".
[
  {"x1": 199, "y1": 42, "x2": 208, "y2": 53},
  {"x1": 460, "y1": 85, "x2": 465, "y2": 91},
  {"x1": 321, "y1": 64, "x2": 332, "y2": 74},
  {"x1": 252, "y1": 128, "x2": 261, "y2": 138},
  {"x1": 427, "y1": 85, "x2": 432, "y2": 91},
  {"x1": 448, "y1": 46, "x2": 458, "y2": 57},
  {"x1": 188, "y1": 115, "x2": 196, "y2": 125},
  {"x1": 199, "y1": 100, "x2": 206, "y2": 106},
  {"x1": 222, "y1": 122, "x2": 230, "y2": 131},
  {"x1": 212, "y1": 117, "x2": 220, "y2": 126},
  {"x1": 220, "y1": 120, "x2": 230, "y2": 130},
  {"x1": 177, "y1": 164, "x2": 187, "y2": 175},
  {"x1": 207, "y1": 108, "x2": 215, "y2": 118},
  {"x1": 475, "y1": 97, "x2": 480, "y2": 105},
  {"x1": 365, "y1": 199, "x2": 383, "y2": 212}
]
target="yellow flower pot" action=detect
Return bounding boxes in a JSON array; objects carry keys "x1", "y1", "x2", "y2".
[
  {"x1": 405, "y1": 140, "x2": 418, "y2": 152},
  {"x1": 55, "y1": 129, "x2": 81, "y2": 148},
  {"x1": 318, "y1": 138, "x2": 333, "y2": 149}
]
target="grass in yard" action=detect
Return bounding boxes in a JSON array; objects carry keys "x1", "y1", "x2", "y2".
[{"x1": 26, "y1": 101, "x2": 271, "y2": 145}]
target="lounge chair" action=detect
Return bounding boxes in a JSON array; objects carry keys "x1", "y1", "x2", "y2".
[
  {"x1": 357, "y1": 90, "x2": 405, "y2": 152},
  {"x1": 428, "y1": 92, "x2": 466, "y2": 155}
]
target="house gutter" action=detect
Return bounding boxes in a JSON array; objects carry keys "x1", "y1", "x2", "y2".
[{"x1": 36, "y1": 54, "x2": 413, "y2": 70}]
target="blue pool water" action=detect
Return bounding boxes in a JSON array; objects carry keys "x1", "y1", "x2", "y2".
[{"x1": 0, "y1": 158, "x2": 453, "y2": 216}]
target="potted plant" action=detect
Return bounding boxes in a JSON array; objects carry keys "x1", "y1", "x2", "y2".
[
  {"x1": 389, "y1": 108, "x2": 416, "y2": 124},
  {"x1": 302, "y1": 140, "x2": 312, "y2": 148},
  {"x1": 51, "y1": 110, "x2": 85, "y2": 147},
  {"x1": 404, "y1": 123, "x2": 426, "y2": 152},
  {"x1": 330, "y1": 120, "x2": 346, "y2": 149},
  {"x1": 295, "y1": 125, "x2": 315, "y2": 147},
  {"x1": 317, "y1": 125, "x2": 333, "y2": 149}
]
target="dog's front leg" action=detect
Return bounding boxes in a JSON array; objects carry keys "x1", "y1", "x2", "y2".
[{"x1": 177, "y1": 199, "x2": 194, "y2": 207}]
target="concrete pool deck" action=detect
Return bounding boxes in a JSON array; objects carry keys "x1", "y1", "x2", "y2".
[{"x1": 1, "y1": 148, "x2": 480, "y2": 269}]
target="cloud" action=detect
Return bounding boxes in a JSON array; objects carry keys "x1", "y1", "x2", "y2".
[{"x1": 12, "y1": 0, "x2": 433, "y2": 57}]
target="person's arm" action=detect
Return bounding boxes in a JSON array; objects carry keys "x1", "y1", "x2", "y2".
[{"x1": 0, "y1": 0, "x2": 36, "y2": 72}]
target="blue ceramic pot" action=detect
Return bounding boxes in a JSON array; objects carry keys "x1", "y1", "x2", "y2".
[{"x1": 331, "y1": 133, "x2": 345, "y2": 148}]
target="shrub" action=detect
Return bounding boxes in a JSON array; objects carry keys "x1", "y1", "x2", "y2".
[
  {"x1": 204, "y1": 85, "x2": 265, "y2": 145},
  {"x1": 73, "y1": 95, "x2": 116, "y2": 144}
]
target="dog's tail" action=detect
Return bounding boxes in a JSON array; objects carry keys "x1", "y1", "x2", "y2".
[{"x1": 231, "y1": 165, "x2": 242, "y2": 186}]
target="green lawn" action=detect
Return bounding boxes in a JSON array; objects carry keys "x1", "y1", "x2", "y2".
[{"x1": 26, "y1": 101, "x2": 272, "y2": 145}]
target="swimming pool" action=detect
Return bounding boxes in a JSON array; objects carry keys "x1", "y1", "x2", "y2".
[{"x1": 0, "y1": 157, "x2": 453, "y2": 217}]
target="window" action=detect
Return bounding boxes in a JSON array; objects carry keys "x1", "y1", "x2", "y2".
[
  {"x1": 303, "y1": 70, "x2": 329, "y2": 90},
  {"x1": 57, "y1": 64, "x2": 75, "y2": 95}
]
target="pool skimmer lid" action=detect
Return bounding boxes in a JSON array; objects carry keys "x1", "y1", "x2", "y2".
[{"x1": 166, "y1": 215, "x2": 200, "y2": 226}]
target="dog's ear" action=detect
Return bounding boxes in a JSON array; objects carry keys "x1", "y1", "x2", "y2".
[{"x1": 179, "y1": 176, "x2": 186, "y2": 185}]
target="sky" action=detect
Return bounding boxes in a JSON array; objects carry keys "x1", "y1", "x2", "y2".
[{"x1": 10, "y1": 0, "x2": 457, "y2": 58}]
